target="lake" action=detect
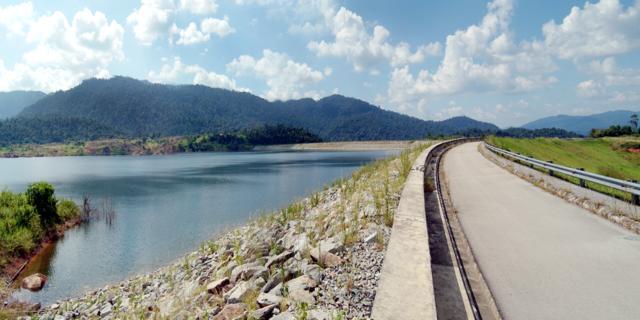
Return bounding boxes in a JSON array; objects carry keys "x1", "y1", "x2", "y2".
[{"x1": 1, "y1": 150, "x2": 396, "y2": 305}]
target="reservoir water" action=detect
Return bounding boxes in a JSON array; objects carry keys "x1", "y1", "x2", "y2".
[{"x1": 0, "y1": 150, "x2": 395, "y2": 304}]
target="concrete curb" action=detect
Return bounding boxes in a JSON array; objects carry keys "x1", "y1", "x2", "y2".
[{"x1": 371, "y1": 143, "x2": 442, "y2": 320}]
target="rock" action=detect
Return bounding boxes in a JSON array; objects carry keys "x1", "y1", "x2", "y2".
[
  {"x1": 288, "y1": 289, "x2": 315, "y2": 305},
  {"x1": 257, "y1": 292, "x2": 283, "y2": 307},
  {"x1": 231, "y1": 263, "x2": 268, "y2": 283},
  {"x1": 250, "y1": 304, "x2": 277, "y2": 320},
  {"x1": 50, "y1": 303, "x2": 60, "y2": 310},
  {"x1": 364, "y1": 232, "x2": 377, "y2": 243},
  {"x1": 212, "y1": 303, "x2": 248, "y2": 320},
  {"x1": 265, "y1": 250, "x2": 294, "y2": 269},
  {"x1": 261, "y1": 269, "x2": 293, "y2": 293},
  {"x1": 207, "y1": 277, "x2": 230, "y2": 294},
  {"x1": 261, "y1": 275, "x2": 281, "y2": 293},
  {"x1": 303, "y1": 264, "x2": 323, "y2": 282},
  {"x1": 271, "y1": 311, "x2": 296, "y2": 320},
  {"x1": 316, "y1": 237, "x2": 344, "y2": 254},
  {"x1": 224, "y1": 280, "x2": 257, "y2": 304},
  {"x1": 268, "y1": 283, "x2": 284, "y2": 296},
  {"x1": 286, "y1": 275, "x2": 317, "y2": 293},
  {"x1": 99, "y1": 303, "x2": 112, "y2": 316},
  {"x1": 209, "y1": 305, "x2": 222, "y2": 316},
  {"x1": 310, "y1": 250, "x2": 343, "y2": 267},
  {"x1": 21, "y1": 273, "x2": 47, "y2": 291}
]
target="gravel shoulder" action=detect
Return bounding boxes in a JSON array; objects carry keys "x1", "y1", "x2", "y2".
[{"x1": 29, "y1": 143, "x2": 431, "y2": 320}]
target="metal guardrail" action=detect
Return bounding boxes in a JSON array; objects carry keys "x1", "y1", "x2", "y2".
[{"x1": 485, "y1": 143, "x2": 640, "y2": 205}]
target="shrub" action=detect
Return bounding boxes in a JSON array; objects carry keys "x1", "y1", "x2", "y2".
[
  {"x1": 26, "y1": 182, "x2": 59, "y2": 228},
  {"x1": 57, "y1": 199, "x2": 80, "y2": 221},
  {"x1": 0, "y1": 190, "x2": 42, "y2": 260}
]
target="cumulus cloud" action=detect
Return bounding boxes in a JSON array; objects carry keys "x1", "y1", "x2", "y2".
[
  {"x1": 180, "y1": 0, "x2": 218, "y2": 15},
  {"x1": 0, "y1": 1, "x2": 34, "y2": 36},
  {"x1": 227, "y1": 49, "x2": 326, "y2": 100},
  {"x1": 148, "y1": 57, "x2": 248, "y2": 91},
  {"x1": 171, "y1": 16, "x2": 235, "y2": 45},
  {"x1": 0, "y1": 5, "x2": 124, "y2": 92},
  {"x1": 576, "y1": 56, "x2": 640, "y2": 102},
  {"x1": 543, "y1": 0, "x2": 640, "y2": 60},
  {"x1": 127, "y1": 0, "x2": 176, "y2": 45},
  {"x1": 128, "y1": 0, "x2": 232, "y2": 45},
  {"x1": 384, "y1": 0, "x2": 556, "y2": 111},
  {"x1": 307, "y1": 6, "x2": 441, "y2": 73}
]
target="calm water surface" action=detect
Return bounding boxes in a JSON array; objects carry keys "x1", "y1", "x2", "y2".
[{"x1": 0, "y1": 150, "x2": 395, "y2": 304}]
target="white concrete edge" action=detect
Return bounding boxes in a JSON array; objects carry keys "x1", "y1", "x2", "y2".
[{"x1": 371, "y1": 141, "x2": 448, "y2": 320}]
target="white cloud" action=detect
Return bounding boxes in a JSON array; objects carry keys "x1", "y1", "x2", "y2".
[
  {"x1": 127, "y1": 0, "x2": 176, "y2": 45},
  {"x1": 0, "y1": 6, "x2": 124, "y2": 92},
  {"x1": 128, "y1": 0, "x2": 232, "y2": 45},
  {"x1": 307, "y1": 6, "x2": 441, "y2": 73},
  {"x1": 0, "y1": 1, "x2": 34, "y2": 36},
  {"x1": 227, "y1": 49, "x2": 326, "y2": 100},
  {"x1": 171, "y1": 16, "x2": 234, "y2": 45},
  {"x1": 180, "y1": 0, "x2": 218, "y2": 15},
  {"x1": 577, "y1": 56, "x2": 640, "y2": 102},
  {"x1": 148, "y1": 57, "x2": 248, "y2": 91},
  {"x1": 543, "y1": 0, "x2": 640, "y2": 60},
  {"x1": 384, "y1": 0, "x2": 557, "y2": 111}
]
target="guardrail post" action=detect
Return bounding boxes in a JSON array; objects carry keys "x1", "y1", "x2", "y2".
[
  {"x1": 631, "y1": 180, "x2": 640, "y2": 206},
  {"x1": 548, "y1": 161, "x2": 554, "y2": 177},
  {"x1": 578, "y1": 168, "x2": 586, "y2": 187}
]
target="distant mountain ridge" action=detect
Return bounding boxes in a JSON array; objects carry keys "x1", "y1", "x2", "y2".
[
  {"x1": 17, "y1": 76, "x2": 498, "y2": 141},
  {"x1": 522, "y1": 110, "x2": 639, "y2": 135},
  {"x1": 0, "y1": 91, "x2": 46, "y2": 118}
]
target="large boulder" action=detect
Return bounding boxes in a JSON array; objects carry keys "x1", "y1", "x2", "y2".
[
  {"x1": 265, "y1": 250, "x2": 294, "y2": 269},
  {"x1": 224, "y1": 280, "x2": 258, "y2": 304},
  {"x1": 21, "y1": 273, "x2": 47, "y2": 291},
  {"x1": 250, "y1": 304, "x2": 277, "y2": 320},
  {"x1": 257, "y1": 292, "x2": 283, "y2": 307},
  {"x1": 212, "y1": 303, "x2": 247, "y2": 320},
  {"x1": 207, "y1": 277, "x2": 230, "y2": 294},
  {"x1": 231, "y1": 263, "x2": 268, "y2": 283}
]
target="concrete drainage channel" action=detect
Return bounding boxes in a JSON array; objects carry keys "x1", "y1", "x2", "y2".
[
  {"x1": 428, "y1": 139, "x2": 501, "y2": 320},
  {"x1": 372, "y1": 139, "x2": 500, "y2": 320}
]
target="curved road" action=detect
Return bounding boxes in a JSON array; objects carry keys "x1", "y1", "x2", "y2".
[{"x1": 444, "y1": 142, "x2": 640, "y2": 320}]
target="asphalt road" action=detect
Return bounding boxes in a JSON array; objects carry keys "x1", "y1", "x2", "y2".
[{"x1": 443, "y1": 142, "x2": 640, "y2": 320}]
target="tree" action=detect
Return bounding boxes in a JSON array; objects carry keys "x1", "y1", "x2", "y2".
[
  {"x1": 26, "y1": 182, "x2": 59, "y2": 228},
  {"x1": 631, "y1": 114, "x2": 638, "y2": 131}
]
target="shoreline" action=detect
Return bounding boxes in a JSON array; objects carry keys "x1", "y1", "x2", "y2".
[
  {"x1": 29, "y1": 142, "x2": 431, "y2": 319},
  {"x1": 253, "y1": 140, "x2": 415, "y2": 151},
  {"x1": 3, "y1": 217, "x2": 82, "y2": 284},
  {"x1": 0, "y1": 140, "x2": 414, "y2": 159}
]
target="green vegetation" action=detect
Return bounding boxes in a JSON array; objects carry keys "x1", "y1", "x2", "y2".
[
  {"x1": 590, "y1": 113, "x2": 639, "y2": 138},
  {"x1": 13, "y1": 76, "x2": 497, "y2": 143},
  {"x1": 0, "y1": 125, "x2": 322, "y2": 157},
  {"x1": 487, "y1": 136, "x2": 640, "y2": 201},
  {"x1": 0, "y1": 183, "x2": 80, "y2": 270},
  {"x1": 495, "y1": 127, "x2": 581, "y2": 138},
  {"x1": 0, "y1": 117, "x2": 120, "y2": 147}
]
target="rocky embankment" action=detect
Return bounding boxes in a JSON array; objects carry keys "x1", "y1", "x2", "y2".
[{"x1": 32, "y1": 143, "x2": 430, "y2": 320}]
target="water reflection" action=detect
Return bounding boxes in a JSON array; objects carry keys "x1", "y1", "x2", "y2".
[{"x1": 1, "y1": 150, "x2": 395, "y2": 304}]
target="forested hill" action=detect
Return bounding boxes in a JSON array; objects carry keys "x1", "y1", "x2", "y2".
[
  {"x1": 18, "y1": 77, "x2": 498, "y2": 141},
  {"x1": 0, "y1": 90, "x2": 46, "y2": 118},
  {"x1": 522, "y1": 110, "x2": 639, "y2": 136}
]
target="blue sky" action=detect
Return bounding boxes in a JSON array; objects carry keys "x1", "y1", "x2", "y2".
[{"x1": 0, "y1": 0, "x2": 639, "y2": 127}]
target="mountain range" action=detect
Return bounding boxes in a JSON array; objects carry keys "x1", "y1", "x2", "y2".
[
  {"x1": 0, "y1": 91, "x2": 46, "y2": 119},
  {"x1": 522, "y1": 110, "x2": 639, "y2": 136},
  {"x1": 12, "y1": 76, "x2": 498, "y2": 142}
]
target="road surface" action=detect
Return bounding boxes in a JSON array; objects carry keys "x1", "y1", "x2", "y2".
[{"x1": 443, "y1": 142, "x2": 640, "y2": 320}]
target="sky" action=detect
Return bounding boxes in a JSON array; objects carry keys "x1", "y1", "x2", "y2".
[{"x1": 0, "y1": 0, "x2": 638, "y2": 128}]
